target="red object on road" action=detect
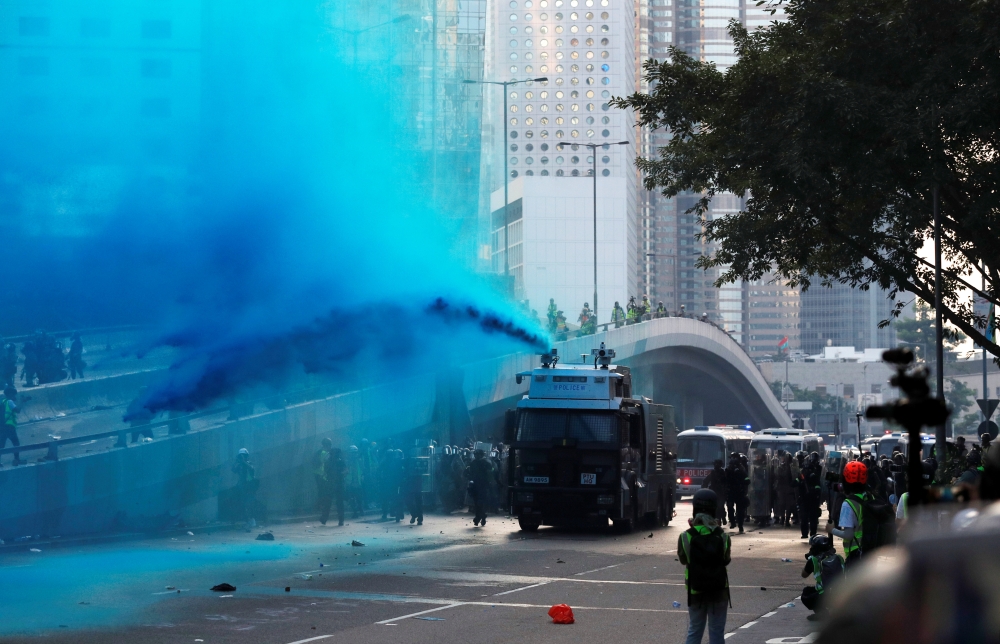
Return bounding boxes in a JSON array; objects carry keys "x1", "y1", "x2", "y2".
[{"x1": 548, "y1": 604, "x2": 575, "y2": 624}]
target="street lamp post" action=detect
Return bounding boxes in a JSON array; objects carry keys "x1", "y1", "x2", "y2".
[
  {"x1": 464, "y1": 77, "x2": 547, "y2": 292},
  {"x1": 559, "y1": 140, "x2": 628, "y2": 326}
]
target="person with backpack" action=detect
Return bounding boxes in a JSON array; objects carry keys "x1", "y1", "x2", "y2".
[
  {"x1": 678, "y1": 489, "x2": 732, "y2": 644},
  {"x1": 800, "y1": 534, "x2": 845, "y2": 621},
  {"x1": 827, "y1": 460, "x2": 894, "y2": 567}
]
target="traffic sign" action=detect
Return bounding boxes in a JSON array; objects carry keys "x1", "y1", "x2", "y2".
[
  {"x1": 976, "y1": 398, "x2": 999, "y2": 419},
  {"x1": 977, "y1": 420, "x2": 999, "y2": 440}
]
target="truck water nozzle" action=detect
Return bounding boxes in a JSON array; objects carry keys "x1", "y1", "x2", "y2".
[
  {"x1": 540, "y1": 348, "x2": 559, "y2": 368},
  {"x1": 591, "y1": 342, "x2": 615, "y2": 368}
]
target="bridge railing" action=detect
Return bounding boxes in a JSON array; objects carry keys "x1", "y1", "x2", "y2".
[{"x1": 0, "y1": 382, "x2": 339, "y2": 463}]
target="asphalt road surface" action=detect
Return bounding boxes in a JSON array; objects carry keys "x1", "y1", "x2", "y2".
[{"x1": 1, "y1": 505, "x2": 821, "y2": 644}]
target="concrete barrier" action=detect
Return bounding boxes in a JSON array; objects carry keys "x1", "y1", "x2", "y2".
[
  {"x1": 16, "y1": 369, "x2": 166, "y2": 421},
  {"x1": 0, "y1": 375, "x2": 437, "y2": 539}
]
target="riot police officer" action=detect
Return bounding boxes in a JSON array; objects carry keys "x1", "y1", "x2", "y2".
[{"x1": 800, "y1": 452, "x2": 823, "y2": 538}]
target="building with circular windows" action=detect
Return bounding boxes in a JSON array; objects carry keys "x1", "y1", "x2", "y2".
[{"x1": 484, "y1": 0, "x2": 638, "y2": 323}]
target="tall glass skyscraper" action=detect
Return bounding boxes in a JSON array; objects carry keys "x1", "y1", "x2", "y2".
[{"x1": 636, "y1": 0, "x2": 786, "y2": 346}]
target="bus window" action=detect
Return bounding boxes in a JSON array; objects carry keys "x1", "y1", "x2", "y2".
[
  {"x1": 728, "y1": 439, "x2": 750, "y2": 457},
  {"x1": 677, "y1": 437, "x2": 725, "y2": 467}
]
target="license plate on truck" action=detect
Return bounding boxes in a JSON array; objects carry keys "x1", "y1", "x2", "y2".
[
  {"x1": 580, "y1": 473, "x2": 596, "y2": 485},
  {"x1": 524, "y1": 476, "x2": 549, "y2": 484}
]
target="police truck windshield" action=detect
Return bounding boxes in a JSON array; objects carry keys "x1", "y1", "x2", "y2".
[
  {"x1": 517, "y1": 409, "x2": 618, "y2": 444},
  {"x1": 677, "y1": 437, "x2": 725, "y2": 467},
  {"x1": 758, "y1": 440, "x2": 802, "y2": 455}
]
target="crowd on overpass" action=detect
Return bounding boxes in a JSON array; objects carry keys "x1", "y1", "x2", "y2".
[
  {"x1": 2, "y1": 330, "x2": 87, "y2": 388},
  {"x1": 530, "y1": 295, "x2": 724, "y2": 341}
]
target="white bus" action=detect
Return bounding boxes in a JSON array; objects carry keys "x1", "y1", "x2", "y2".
[{"x1": 675, "y1": 426, "x2": 754, "y2": 497}]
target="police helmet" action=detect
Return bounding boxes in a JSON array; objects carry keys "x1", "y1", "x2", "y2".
[
  {"x1": 967, "y1": 450, "x2": 982, "y2": 468},
  {"x1": 809, "y1": 451, "x2": 820, "y2": 464},
  {"x1": 692, "y1": 489, "x2": 718, "y2": 516},
  {"x1": 349, "y1": 445, "x2": 359, "y2": 452},
  {"x1": 321, "y1": 437, "x2": 333, "y2": 448},
  {"x1": 238, "y1": 448, "x2": 249, "y2": 456},
  {"x1": 808, "y1": 534, "x2": 834, "y2": 555}
]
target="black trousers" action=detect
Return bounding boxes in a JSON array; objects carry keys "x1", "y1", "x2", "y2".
[
  {"x1": 734, "y1": 500, "x2": 747, "y2": 530},
  {"x1": 800, "y1": 498, "x2": 819, "y2": 537},
  {"x1": 1, "y1": 426, "x2": 20, "y2": 461},
  {"x1": 316, "y1": 475, "x2": 333, "y2": 524},
  {"x1": 331, "y1": 486, "x2": 345, "y2": 525}
]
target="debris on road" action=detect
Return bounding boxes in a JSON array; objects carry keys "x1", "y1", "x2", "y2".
[
  {"x1": 285, "y1": 587, "x2": 291, "y2": 592},
  {"x1": 29, "y1": 548, "x2": 41, "y2": 553},
  {"x1": 187, "y1": 531, "x2": 194, "y2": 536},
  {"x1": 165, "y1": 586, "x2": 176, "y2": 590},
  {"x1": 784, "y1": 602, "x2": 795, "y2": 607},
  {"x1": 210, "y1": 583, "x2": 236, "y2": 592},
  {"x1": 760, "y1": 587, "x2": 767, "y2": 591},
  {"x1": 672, "y1": 601, "x2": 681, "y2": 608},
  {"x1": 781, "y1": 558, "x2": 793, "y2": 562},
  {"x1": 556, "y1": 559, "x2": 565, "y2": 564},
  {"x1": 256, "y1": 532, "x2": 275, "y2": 541},
  {"x1": 352, "y1": 540, "x2": 365, "y2": 547},
  {"x1": 296, "y1": 573, "x2": 313, "y2": 580},
  {"x1": 548, "y1": 604, "x2": 575, "y2": 624}
]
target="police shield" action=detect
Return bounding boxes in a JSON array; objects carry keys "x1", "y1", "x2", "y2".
[{"x1": 748, "y1": 447, "x2": 772, "y2": 519}]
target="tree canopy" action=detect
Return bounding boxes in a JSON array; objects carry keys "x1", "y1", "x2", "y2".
[
  {"x1": 895, "y1": 300, "x2": 966, "y2": 361},
  {"x1": 613, "y1": 0, "x2": 1000, "y2": 356}
]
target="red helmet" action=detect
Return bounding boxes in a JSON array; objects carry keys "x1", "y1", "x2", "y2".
[{"x1": 843, "y1": 460, "x2": 868, "y2": 485}]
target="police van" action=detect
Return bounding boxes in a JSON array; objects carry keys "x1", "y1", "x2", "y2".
[
  {"x1": 749, "y1": 428, "x2": 826, "y2": 459},
  {"x1": 505, "y1": 344, "x2": 678, "y2": 532},
  {"x1": 675, "y1": 426, "x2": 754, "y2": 498}
]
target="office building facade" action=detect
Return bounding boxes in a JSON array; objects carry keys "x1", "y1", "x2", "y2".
[
  {"x1": 636, "y1": 0, "x2": 786, "y2": 344},
  {"x1": 482, "y1": 0, "x2": 639, "y2": 320},
  {"x1": 800, "y1": 283, "x2": 897, "y2": 354}
]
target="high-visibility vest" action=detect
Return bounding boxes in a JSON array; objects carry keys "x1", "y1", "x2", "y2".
[
  {"x1": 843, "y1": 493, "x2": 865, "y2": 554},
  {"x1": 1, "y1": 398, "x2": 15, "y2": 428}
]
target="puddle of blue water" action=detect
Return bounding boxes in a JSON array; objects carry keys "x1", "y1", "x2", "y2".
[{"x1": 0, "y1": 541, "x2": 293, "y2": 635}]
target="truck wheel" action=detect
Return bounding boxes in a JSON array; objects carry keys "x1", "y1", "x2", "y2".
[{"x1": 518, "y1": 517, "x2": 540, "y2": 532}]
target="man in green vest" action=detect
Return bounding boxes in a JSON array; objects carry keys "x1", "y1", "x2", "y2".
[
  {"x1": 0, "y1": 385, "x2": 21, "y2": 466},
  {"x1": 611, "y1": 301, "x2": 626, "y2": 328},
  {"x1": 678, "y1": 489, "x2": 731, "y2": 644},
  {"x1": 827, "y1": 460, "x2": 867, "y2": 568}
]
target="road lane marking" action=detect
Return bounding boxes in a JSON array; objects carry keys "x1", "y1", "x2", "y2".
[
  {"x1": 725, "y1": 634, "x2": 735, "y2": 640},
  {"x1": 574, "y1": 563, "x2": 624, "y2": 576},
  {"x1": 377, "y1": 604, "x2": 462, "y2": 625},
  {"x1": 762, "y1": 611, "x2": 777, "y2": 618},
  {"x1": 740, "y1": 621, "x2": 758, "y2": 628},
  {"x1": 493, "y1": 582, "x2": 551, "y2": 596},
  {"x1": 285, "y1": 636, "x2": 334, "y2": 644},
  {"x1": 411, "y1": 569, "x2": 793, "y2": 589}
]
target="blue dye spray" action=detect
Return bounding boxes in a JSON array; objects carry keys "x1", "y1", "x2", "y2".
[{"x1": 0, "y1": 0, "x2": 546, "y2": 414}]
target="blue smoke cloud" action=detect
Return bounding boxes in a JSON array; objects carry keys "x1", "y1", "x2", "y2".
[{"x1": 1, "y1": 0, "x2": 546, "y2": 413}]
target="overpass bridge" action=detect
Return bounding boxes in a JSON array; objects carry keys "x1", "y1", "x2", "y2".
[{"x1": 0, "y1": 317, "x2": 788, "y2": 539}]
